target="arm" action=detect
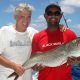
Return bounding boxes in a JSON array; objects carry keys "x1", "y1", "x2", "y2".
[
  {"x1": 0, "y1": 30, "x2": 25, "y2": 76},
  {"x1": 0, "y1": 54, "x2": 25, "y2": 76},
  {"x1": 67, "y1": 56, "x2": 80, "y2": 65}
]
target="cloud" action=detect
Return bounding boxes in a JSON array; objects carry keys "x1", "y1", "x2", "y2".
[
  {"x1": 60, "y1": 0, "x2": 80, "y2": 7},
  {"x1": 4, "y1": 4, "x2": 15, "y2": 13},
  {"x1": 74, "y1": 24, "x2": 80, "y2": 29},
  {"x1": 30, "y1": 22, "x2": 46, "y2": 31},
  {"x1": 67, "y1": 19, "x2": 72, "y2": 23},
  {"x1": 61, "y1": 6, "x2": 75, "y2": 14},
  {"x1": 35, "y1": 15, "x2": 45, "y2": 22},
  {"x1": 31, "y1": 15, "x2": 46, "y2": 31},
  {"x1": 6, "y1": 22, "x2": 14, "y2": 26},
  {"x1": 70, "y1": 24, "x2": 80, "y2": 36},
  {"x1": 60, "y1": 0, "x2": 80, "y2": 14},
  {"x1": 4, "y1": 4, "x2": 35, "y2": 13},
  {"x1": 28, "y1": 4, "x2": 35, "y2": 11},
  {"x1": 29, "y1": 23, "x2": 38, "y2": 28}
]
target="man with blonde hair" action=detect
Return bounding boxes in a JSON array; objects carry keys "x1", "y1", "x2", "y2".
[{"x1": 0, "y1": 3, "x2": 38, "y2": 80}]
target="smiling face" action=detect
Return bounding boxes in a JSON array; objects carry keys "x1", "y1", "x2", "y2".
[
  {"x1": 15, "y1": 9, "x2": 31, "y2": 31},
  {"x1": 14, "y1": 3, "x2": 32, "y2": 32},
  {"x1": 44, "y1": 7, "x2": 62, "y2": 26}
]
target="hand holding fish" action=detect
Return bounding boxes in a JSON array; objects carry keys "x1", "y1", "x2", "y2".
[
  {"x1": 7, "y1": 64, "x2": 25, "y2": 80},
  {"x1": 67, "y1": 56, "x2": 80, "y2": 65},
  {"x1": 13, "y1": 64, "x2": 25, "y2": 76},
  {"x1": 32, "y1": 64, "x2": 45, "y2": 71},
  {"x1": 67, "y1": 56, "x2": 77, "y2": 65}
]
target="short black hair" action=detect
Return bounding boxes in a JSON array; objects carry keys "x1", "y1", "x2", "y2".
[{"x1": 45, "y1": 3, "x2": 61, "y2": 13}]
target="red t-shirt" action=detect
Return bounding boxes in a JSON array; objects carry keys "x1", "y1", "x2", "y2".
[{"x1": 32, "y1": 28, "x2": 77, "y2": 80}]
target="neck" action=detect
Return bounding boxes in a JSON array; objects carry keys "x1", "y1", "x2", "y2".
[{"x1": 47, "y1": 24, "x2": 59, "y2": 32}]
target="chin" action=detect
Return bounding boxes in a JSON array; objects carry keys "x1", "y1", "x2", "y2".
[
  {"x1": 52, "y1": 22, "x2": 59, "y2": 25},
  {"x1": 50, "y1": 23, "x2": 57, "y2": 25}
]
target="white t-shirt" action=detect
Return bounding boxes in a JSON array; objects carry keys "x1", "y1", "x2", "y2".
[{"x1": 0, "y1": 25, "x2": 38, "y2": 80}]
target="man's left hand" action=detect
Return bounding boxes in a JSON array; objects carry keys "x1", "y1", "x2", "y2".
[
  {"x1": 60, "y1": 24, "x2": 69, "y2": 32},
  {"x1": 67, "y1": 56, "x2": 77, "y2": 65}
]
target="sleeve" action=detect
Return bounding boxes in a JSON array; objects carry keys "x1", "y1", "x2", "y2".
[
  {"x1": 67, "y1": 29, "x2": 78, "y2": 42},
  {"x1": 0, "y1": 29, "x2": 6, "y2": 54},
  {"x1": 27, "y1": 27, "x2": 38, "y2": 42},
  {"x1": 32, "y1": 33, "x2": 40, "y2": 53}
]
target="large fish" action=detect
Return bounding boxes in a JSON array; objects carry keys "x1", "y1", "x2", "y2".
[{"x1": 8, "y1": 38, "x2": 80, "y2": 80}]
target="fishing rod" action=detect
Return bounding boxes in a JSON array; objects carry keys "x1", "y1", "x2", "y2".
[
  {"x1": 62, "y1": 13, "x2": 69, "y2": 28},
  {"x1": 56, "y1": 2, "x2": 69, "y2": 28},
  {"x1": 56, "y1": 2, "x2": 80, "y2": 38}
]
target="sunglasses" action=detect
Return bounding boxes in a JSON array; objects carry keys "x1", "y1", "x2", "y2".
[{"x1": 46, "y1": 11, "x2": 61, "y2": 16}]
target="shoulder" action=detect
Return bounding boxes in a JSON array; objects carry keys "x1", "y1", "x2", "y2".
[
  {"x1": 64, "y1": 28, "x2": 76, "y2": 35},
  {"x1": 35, "y1": 29, "x2": 47, "y2": 36},
  {"x1": 63, "y1": 28, "x2": 77, "y2": 41},
  {"x1": 0, "y1": 25, "x2": 13, "y2": 32},
  {"x1": 27, "y1": 27, "x2": 38, "y2": 41},
  {"x1": 27, "y1": 27, "x2": 38, "y2": 36},
  {"x1": 59, "y1": 24, "x2": 75, "y2": 33},
  {"x1": 0, "y1": 25, "x2": 14, "y2": 37},
  {"x1": 32, "y1": 29, "x2": 47, "y2": 41},
  {"x1": 0, "y1": 25, "x2": 11, "y2": 34}
]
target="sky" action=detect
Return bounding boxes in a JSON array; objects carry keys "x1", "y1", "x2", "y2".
[{"x1": 0, "y1": 0, "x2": 80, "y2": 36}]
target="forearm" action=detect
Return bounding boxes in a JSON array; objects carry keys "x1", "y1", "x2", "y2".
[
  {"x1": 0, "y1": 54, "x2": 25, "y2": 76},
  {"x1": 0, "y1": 54, "x2": 16, "y2": 70}
]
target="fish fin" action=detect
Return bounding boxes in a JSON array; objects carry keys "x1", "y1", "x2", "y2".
[{"x1": 60, "y1": 58, "x2": 67, "y2": 66}]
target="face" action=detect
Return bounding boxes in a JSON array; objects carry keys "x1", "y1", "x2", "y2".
[
  {"x1": 15, "y1": 10, "x2": 31, "y2": 30},
  {"x1": 44, "y1": 7, "x2": 62, "y2": 26}
]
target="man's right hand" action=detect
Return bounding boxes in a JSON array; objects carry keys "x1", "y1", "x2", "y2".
[
  {"x1": 0, "y1": 55, "x2": 25, "y2": 76},
  {"x1": 13, "y1": 64, "x2": 25, "y2": 76},
  {"x1": 32, "y1": 64, "x2": 45, "y2": 71}
]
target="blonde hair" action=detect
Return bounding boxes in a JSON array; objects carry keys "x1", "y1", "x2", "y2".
[{"x1": 14, "y1": 3, "x2": 32, "y2": 15}]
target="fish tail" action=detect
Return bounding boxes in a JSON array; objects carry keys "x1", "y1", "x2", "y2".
[
  {"x1": 8, "y1": 72, "x2": 17, "y2": 78},
  {"x1": 14, "y1": 75, "x2": 19, "y2": 80}
]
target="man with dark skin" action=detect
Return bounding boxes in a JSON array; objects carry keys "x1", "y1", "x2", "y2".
[{"x1": 32, "y1": 3, "x2": 78, "y2": 80}]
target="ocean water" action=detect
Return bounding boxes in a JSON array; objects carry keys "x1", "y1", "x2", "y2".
[{"x1": 32, "y1": 71, "x2": 38, "y2": 80}]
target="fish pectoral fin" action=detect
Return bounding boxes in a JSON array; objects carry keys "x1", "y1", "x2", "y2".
[{"x1": 60, "y1": 58, "x2": 67, "y2": 66}]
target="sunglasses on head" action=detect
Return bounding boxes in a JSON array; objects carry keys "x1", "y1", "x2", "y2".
[{"x1": 46, "y1": 11, "x2": 61, "y2": 16}]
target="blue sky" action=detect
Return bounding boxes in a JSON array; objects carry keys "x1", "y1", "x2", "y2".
[{"x1": 0, "y1": 0, "x2": 80, "y2": 36}]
